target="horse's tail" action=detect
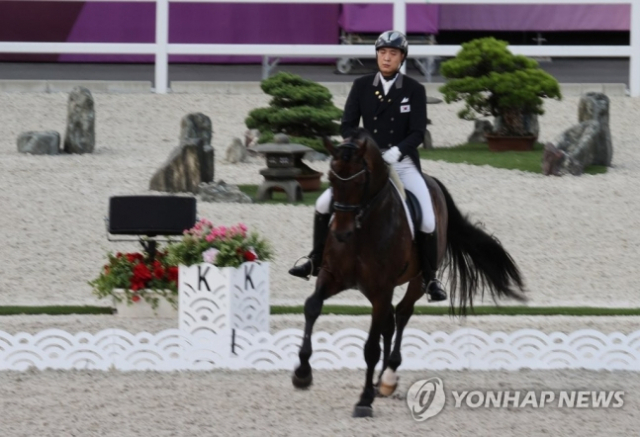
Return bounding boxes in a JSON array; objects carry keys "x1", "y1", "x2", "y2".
[{"x1": 433, "y1": 178, "x2": 526, "y2": 315}]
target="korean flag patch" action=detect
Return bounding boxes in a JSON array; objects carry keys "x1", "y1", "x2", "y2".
[{"x1": 400, "y1": 104, "x2": 411, "y2": 113}]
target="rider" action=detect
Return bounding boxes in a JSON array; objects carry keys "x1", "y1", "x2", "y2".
[{"x1": 288, "y1": 30, "x2": 447, "y2": 302}]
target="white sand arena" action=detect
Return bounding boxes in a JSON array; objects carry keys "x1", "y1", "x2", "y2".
[{"x1": 0, "y1": 88, "x2": 638, "y2": 435}]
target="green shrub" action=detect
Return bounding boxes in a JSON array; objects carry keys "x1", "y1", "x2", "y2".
[
  {"x1": 439, "y1": 37, "x2": 562, "y2": 136},
  {"x1": 245, "y1": 72, "x2": 343, "y2": 152}
]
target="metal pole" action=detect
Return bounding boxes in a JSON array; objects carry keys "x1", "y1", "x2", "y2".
[
  {"x1": 155, "y1": 0, "x2": 169, "y2": 94},
  {"x1": 393, "y1": 0, "x2": 407, "y2": 74},
  {"x1": 631, "y1": 0, "x2": 640, "y2": 97}
]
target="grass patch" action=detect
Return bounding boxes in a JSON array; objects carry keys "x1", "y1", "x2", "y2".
[
  {"x1": 419, "y1": 142, "x2": 608, "y2": 175},
  {"x1": 238, "y1": 182, "x2": 329, "y2": 206},
  {"x1": 0, "y1": 306, "x2": 113, "y2": 316},
  {"x1": 271, "y1": 305, "x2": 640, "y2": 317}
]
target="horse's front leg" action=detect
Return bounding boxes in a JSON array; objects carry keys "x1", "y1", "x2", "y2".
[
  {"x1": 292, "y1": 273, "x2": 337, "y2": 389},
  {"x1": 385, "y1": 277, "x2": 423, "y2": 389},
  {"x1": 353, "y1": 296, "x2": 392, "y2": 418},
  {"x1": 376, "y1": 309, "x2": 395, "y2": 396}
]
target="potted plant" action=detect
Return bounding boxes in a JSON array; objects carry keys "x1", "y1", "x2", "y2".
[
  {"x1": 89, "y1": 249, "x2": 179, "y2": 318},
  {"x1": 90, "y1": 220, "x2": 273, "y2": 318},
  {"x1": 439, "y1": 37, "x2": 562, "y2": 151},
  {"x1": 165, "y1": 219, "x2": 272, "y2": 268}
]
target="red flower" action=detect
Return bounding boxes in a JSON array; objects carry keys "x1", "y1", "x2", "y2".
[
  {"x1": 130, "y1": 262, "x2": 152, "y2": 291},
  {"x1": 126, "y1": 253, "x2": 145, "y2": 263},
  {"x1": 167, "y1": 266, "x2": 179, "y2": 283},
  {"x1": 131, "y1": 294, "x2": 141, "y2": 302},
  {"x1": 133, "y1": 262, "x2": 152, "y2": 281},
  {"x1": 152, "y1": 260, "x2": 165, "y2": 280},
  {"x1": 243, "y1": 250, "x2": 257, "y2": 262}
]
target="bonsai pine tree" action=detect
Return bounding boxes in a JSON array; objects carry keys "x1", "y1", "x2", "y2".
[
  {"x1": 439, "y1": 37, "x2": 561, "y2": 136},
  {"x1": 245, "y1": 72, "x2": 343, "y2": 152}
]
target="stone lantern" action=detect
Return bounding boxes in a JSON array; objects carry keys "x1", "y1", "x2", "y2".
[{"x1": 254, "y1": 143, "x2": 321, "y2": 203}]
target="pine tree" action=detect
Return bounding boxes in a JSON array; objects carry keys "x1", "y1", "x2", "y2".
[{"x1": 245, "y1": 72, "x2": 343, "y2": 152}]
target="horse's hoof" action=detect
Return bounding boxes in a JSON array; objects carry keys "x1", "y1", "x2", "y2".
[
  {"x1": 292, "y1": 371, "x2": 313, "y2": 389},
  {"x1": 352, "y1": 405, "x2": 374, "y2": 418},
  {"x1": 377, "y1": 381, "x2": 398, "y2": 397},
  {"x1": 377, "y1": 368, "x2": 399, "y2": 397}
]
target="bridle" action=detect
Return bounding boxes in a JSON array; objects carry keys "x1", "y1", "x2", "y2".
[{"x1": 329, "y1": 142, "x2": 390, "y2": 229}]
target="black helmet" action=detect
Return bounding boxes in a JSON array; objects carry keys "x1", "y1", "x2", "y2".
[{"x1": 375, "y1": 30, "x2": 408, "y2": 57}]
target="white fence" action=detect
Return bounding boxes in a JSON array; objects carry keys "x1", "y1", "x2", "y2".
[
  {"x1": 0, "y1": 0, "x2": 637, "y2": 95},
  {"x1": 4, "y1": 328, "x2": 640, "y2": 372}
]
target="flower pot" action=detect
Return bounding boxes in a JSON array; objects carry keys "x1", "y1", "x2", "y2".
[
  {"x1": 179, "y1": 262, "x2": 270, "y2": 335},
  {"x1": 113, "y1": 289, "x2": 178, "y2": 318},
  {"x1": 486, "y1": 134, "x2": 537, "y2": 152}
]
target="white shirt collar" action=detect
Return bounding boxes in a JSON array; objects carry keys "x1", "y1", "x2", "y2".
[{"x1": 378, "y1": 72, "x2": 398, "y2": 95}]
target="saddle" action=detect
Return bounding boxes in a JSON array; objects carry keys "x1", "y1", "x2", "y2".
[{"x1": 389, "y1": 167, "x2": 422, "y2": 238}]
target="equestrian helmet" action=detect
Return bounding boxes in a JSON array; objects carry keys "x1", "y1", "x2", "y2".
[{"x1": 375, "y1": 31, "x2": 409, "y2": 57}]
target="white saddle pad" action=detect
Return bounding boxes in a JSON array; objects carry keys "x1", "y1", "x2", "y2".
[{"x1": 388, "y1": 167, "x2": 414, "y2": 239}]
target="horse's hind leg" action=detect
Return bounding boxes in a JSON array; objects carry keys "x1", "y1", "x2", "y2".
[
  {"x1": 292, "y1": 275, "x2": 339, "y2": 389},
  {"x1": 383, "y1": 277, "x2": 423, "y2": 392},
  {"x1": 353, "y1": 296, "x2": 393, "y2": 418}
]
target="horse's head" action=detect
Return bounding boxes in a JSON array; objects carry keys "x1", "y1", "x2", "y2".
[{"x1": 323, "y1": 129, "x2": 388, "y2": 243}]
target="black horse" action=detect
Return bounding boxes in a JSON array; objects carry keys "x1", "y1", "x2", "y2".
[{"x1": 292, "y1": 129, "x2": 526, "y2": 417}]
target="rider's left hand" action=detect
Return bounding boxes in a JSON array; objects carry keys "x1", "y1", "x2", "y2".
[{"x1": 382, "y1": 146, "x2": 401, "y2": 164}]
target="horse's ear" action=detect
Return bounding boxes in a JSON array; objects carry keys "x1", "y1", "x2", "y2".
[{"x1": 323, "y1": 137, "x2": 337, "y2": 157}]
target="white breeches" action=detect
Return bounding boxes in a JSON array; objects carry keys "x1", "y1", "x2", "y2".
[{"x1": 315, "y1": 156, "x2": 436, "y2": 233}]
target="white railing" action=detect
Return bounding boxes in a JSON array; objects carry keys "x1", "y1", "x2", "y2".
[{"x1": 0, "y1": 0, "x2": 637, "y2": 95}]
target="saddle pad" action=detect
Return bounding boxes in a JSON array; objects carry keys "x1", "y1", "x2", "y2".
[
  {"x1": 389, "y1": 180, "x2": 415, "y2": 239},
  {"x1": 388, "y1": 166, "x2": 406, "y2": 200}
]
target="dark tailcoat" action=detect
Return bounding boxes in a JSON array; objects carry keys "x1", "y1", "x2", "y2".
[{"x1": 340, "y1": 72, "x2": 427, "y2": 170}]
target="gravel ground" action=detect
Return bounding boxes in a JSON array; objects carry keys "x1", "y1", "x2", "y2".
[{"x1": 0, "y1": 368, "x2": 637, "y2": 436}]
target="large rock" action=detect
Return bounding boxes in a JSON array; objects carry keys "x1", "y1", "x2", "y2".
[
  {"x1": 149, "y1": 139, "x2": 204, "y2": 193},
  {"x1": 149, "y1": 113, "x2": 214, "y2": 193},
  {"x1": 542, "y1": 92, "x2": 612, "y2": 176},
  {"x1": 225, "y1": 137, "x2": 247, "y2": 164},
  {"x1": 199, "y1": 180, "x2": 252, "y2": 203},
  {"x1": 179, "y1": 113, "x2": 214, "y2": 183},
  {"x1": 63, "y1": 87, "x2": 95, "y2": 154},
  {"x1": 17, "y1": 131, "x2": 60, "y2": 155},
  {"x1": 468, "y1": 120, "x2": 493, "y2": 144}
]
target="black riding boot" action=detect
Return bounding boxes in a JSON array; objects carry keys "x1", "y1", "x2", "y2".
[
  {"x1": 288, "y1": 212, "x2": 331, "y2": 279},
  {"x1": 416, "y1": 231, "x2": 447, "y2": 302}
]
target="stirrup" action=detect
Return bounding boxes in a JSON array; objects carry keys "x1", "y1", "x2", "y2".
[{"x1": 290, "y1": 256, "x2": 314, "y2": 281}]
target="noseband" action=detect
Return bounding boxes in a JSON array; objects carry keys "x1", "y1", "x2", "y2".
[{"x1": 329, "y1": 142, "x2": 389, "y2": 228}]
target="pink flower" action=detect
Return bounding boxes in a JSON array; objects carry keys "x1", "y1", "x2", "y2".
[{"x1": 202, "y1": 248, "x2": 220, "y2": 264}]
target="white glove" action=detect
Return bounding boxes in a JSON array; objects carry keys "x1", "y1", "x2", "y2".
[{"x1": 382, "y1": 146, "x2": 401, "y2": 165}]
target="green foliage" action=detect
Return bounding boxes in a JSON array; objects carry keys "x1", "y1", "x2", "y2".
[
  {"x1": 439, "y1": 37, "x2": 562, "y2": 136},
  {"x1": 245, "y1": 72, "x2": 343, "y2": 153},
  {"x1": 165, "y1": 219, "x2": 273, "y2": 268},
  {"x1": 89, "y1": 250, "x2": 179, "y2": 310}
]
